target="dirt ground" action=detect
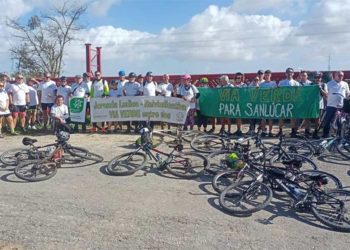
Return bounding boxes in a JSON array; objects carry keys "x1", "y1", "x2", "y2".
[{"x1": 1, "y1": 132, "x2": 350, "y2": 250}]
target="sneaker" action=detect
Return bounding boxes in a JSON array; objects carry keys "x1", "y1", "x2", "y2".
[
  {"x1": 232, "y1": 130, "x2": 243, "y2": 136},
  {"x1": 261, "y1": 131, "x2": 267, "y2": 137},
  {"x1": 28, "y1": 125, "x2": 32, "y2": 130},
  {"x1": 276, "y1": 130, "x2": 283, "y2": 137},
  {"x1": 10, "y1": 131, "x2": 18, "y2": 136},
  {"x1": 290, "y1": 131, "x2": 298, "y2": 138},
  {"x1": 268, "y1": 132, "x2": 274, "y2": 137},
  {"x1": 21, "y1": 127, "x2": 27, "y2": 133},
  {"x1": 246, "y1": 130, "x2": 255, "y2": 136},
  {"x1": 0, "y1": 134, "x2": 4, "y2": 138},
  {"x1": 304, "y1": 129, "x2": 311, "y2": 137},
  {"x1": 208, "y1": 128, "x2": 215, "y2": 133},
  {"x1": 31, "y1": 125, "x2": 37, "y2": 130}
]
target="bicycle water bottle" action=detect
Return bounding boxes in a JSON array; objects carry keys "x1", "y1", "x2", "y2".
[
  {"x1": 289, "y1": 184, "x2": 302, "y2": 199},
  {"x1": 320, "y1": 140, "x2": 327, "y2": 148}
]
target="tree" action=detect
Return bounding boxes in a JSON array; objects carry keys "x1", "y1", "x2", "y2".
[{"x1": 7, "y1": 1, "x2": 87, "y2": 77}]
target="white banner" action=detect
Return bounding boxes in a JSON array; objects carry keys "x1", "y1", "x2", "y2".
[
  {"x1": 90, "y1": 96, "x2": 190, "y2": 124},
  {"x1": 69, "y1": 97, "x2": 87, "y2": 123}
]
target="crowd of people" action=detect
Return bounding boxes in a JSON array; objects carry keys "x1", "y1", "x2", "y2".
[{"x1": 0, "y1": 68, "x2": 349, "y2": 139}]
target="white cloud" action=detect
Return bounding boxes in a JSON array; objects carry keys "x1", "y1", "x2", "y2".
[
  {"x1": 88, "y1": 0, "x2": 121, "y2": 17},
  {"x1": 230, "y1": 0, "x2": 306, "y2": 14}
]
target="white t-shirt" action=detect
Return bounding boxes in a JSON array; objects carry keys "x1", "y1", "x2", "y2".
[
  {"x1": 326, "y1": 80, "x2": 350, "y2": 108},
  {"x1": 109, "y1": 89, "x2": 119, "y2": 97},
  {"x1": 38, "y1": 80, "x2": 57, "y2": 103},
  {"x1": 9, "y1": 83, "x2": 29, "y2": 106},
  {"x1": 50, "y1": 104, "x2": 69, "y2": 121},
  {"x1": 28, "y1": 86, "x2": 39, "y2": 106},
  {"x1": 82, "y1": 80, "x2": 92, "y2": 101},
  {"x1": 140, "y1": 81, "x2": 157, "y2": 96},
  {"x1": 219, "y1": 83, "x2": 234, "y2": 88},
  {"x1": 278, "y1": 79, "x2": 300, "y2": 87},
  {"x1": 72, "y1": 82, "x2": 89, "y2": 98},
  {"x1": 179, "y1": 84, "x2": 199, "y2": 109},
  {"x1": 0, "y1": 91, "x2": 10, "y2": 115},
  {"x1": 4, "y1": 82, "x2": 12, "y2": 93},
  {"x1": 116, "y1": 80, "x2": 127, "y2": 97},
  {"x1": 157, "y1": 82, "x2": 174, "y2": 97},
  {"x1": 260, "y1": 81, "x2": 277, "y2": 88},
  {"x1": 91, "y1": 79, "x2": 108, "y2": 97},
  {"x1": 57, "y1": 85, "x2": 72, "y2": 105},
  {"x1": 124, "y1": 82, "x2": 140, "y2": 96},
  {"x1": 300, "y1": 80, "x2": 312, "y2": 86}
]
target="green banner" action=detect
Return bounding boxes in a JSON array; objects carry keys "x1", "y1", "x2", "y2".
[{"x1": 199, "y1": 86, "x2": 320, "y2": 119}]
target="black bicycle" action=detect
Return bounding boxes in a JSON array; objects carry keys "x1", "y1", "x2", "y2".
[{"x1": 107, "y1": 126, "x2": 209, "y2": 179}]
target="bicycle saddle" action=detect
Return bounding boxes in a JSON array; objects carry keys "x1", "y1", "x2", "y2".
[{"x1": 22, "y1": 137, "x2": 38, "y2": 146}]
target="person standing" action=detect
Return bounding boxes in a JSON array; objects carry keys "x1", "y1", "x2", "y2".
[
  {"x1": 90, "y1": 71, "x2": 109, "y2": 132},
  {"x1": 38, "y1": 72, "x2": 57, "y2": 129},
  {"x1": 298, "y1": 71, "x2": 314, "y2": 137},
  {"x1": 157, "y1": 74, "x2": 174, "y2": 130},
  {"x1": 116, "y1": 70, "x2": 127, "y2": 97},
  {"x1": 196, "y1": 77, "x2": 209, "y2": 132},
  {"x1": 8, "y1": 74, "x2": 30, "y2": 132},
  {"x1": 218, "y1": 75, "x2": 233, "y2": 134},
  {"x1": 26, "y1": 78, "x2": 40, "y2": 130},
  {"x1": 178, "y1": 74, "x2": 199, "y2": 131},
  {"x1": 0, "y1": 80, "x2": 16, "y2": 137},
  {"x1": 260, "y1": 70, "x2": 277, "y2": 137},
  {"x1": 277, "y1": 68, "x2": 300, "y2": 138},
  {"x1": 322, "y1": 71, "x2": 349, "y2": 138},
  {"x1": 71, "y1": 75, "x2": 90, "y2": 133},
  {"x1": 56, "y1": 76, "x2": 72, "y2": 106},
  {"x1": 123, "y1": 72, "x2": 141, "y2": 132},
  {"x1": 232, "y1": 72, "x2": 245, "y2": 136}
]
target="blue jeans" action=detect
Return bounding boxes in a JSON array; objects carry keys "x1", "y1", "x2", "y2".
[{"x1": 322, "y1": 106, "x2": 337, "y2": 137}]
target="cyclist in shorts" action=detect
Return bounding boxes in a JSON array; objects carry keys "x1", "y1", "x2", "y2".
[
  {"x1": 0, "y1": 80, "x2": 16, "y2": 137},
  {"x1": 27, "y1": 78, "x2": 40, "y2": 130},
  {"x1": 38, "y1": 73, "x2": 57, "y2": 129},
  {"x1": 8, "y1": 74, "x2": 30, "y2": 132}
]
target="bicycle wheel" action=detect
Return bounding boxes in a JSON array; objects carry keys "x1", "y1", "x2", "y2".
[
  {"x1": 0, "y1": 148, "x2": 33, "y2": 166},
  {"x1": 206, "y1": 150, "x2": 231, "y2": 174},
  {"x1": 190, "y1": 135, "x2": 225, "y2": 153},
  {"x1": 182, "y1": 130, "x2": 202, "y2": 143},
  {"x1": 311, "y1": 189, "x2": 350, "y2": 232},
  {"x1": 280, "y1": 139, "x2": 315, "y2": 158},
  {"x1": 336, "y1": 140, "x2": 350, "y2": 160},
  {"x1": 135, "y1": 133, "x2": 164, "y2": 148},
  {"x1": 65, "y1": 146, "x2": 104, "y2": 162},
  {"x1": 301, "y1": 170, "x2": 342, "y2": 191},
  {"x1": 166, "y1": 152, "x2": 209, "y2": 179},
  {"x1": 212, "y1": 169, "x2": 256, "y2": 193},
  {"x1": 219, "y1": 180, "x2": 272, "y2": 214},
  {"x1": 107, "y1": 152, "x2": 147, "y2": 176},
  {"x1": 14, "y1": 161, "x2": 57, "y2": 182},
  {"x1": 269, "y1": 153, "x2": 318, "y2": 170}
]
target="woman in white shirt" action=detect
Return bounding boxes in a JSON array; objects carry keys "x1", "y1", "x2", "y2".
[
  {"x1": 0, "y1": 80, "x2": 16, "y2": 137},
  {"x1": 27, "y1": 78, "x2": 40, "y2": 130}
]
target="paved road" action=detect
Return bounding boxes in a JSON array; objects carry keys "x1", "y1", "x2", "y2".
[{"x1": 1, "y1": 133, "x2": 350, "y2": 249}]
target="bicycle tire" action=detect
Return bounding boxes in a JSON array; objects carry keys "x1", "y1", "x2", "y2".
[
  {"x1": 219, "y1": 180, "x2": 272, "y2": 214},
  {"x1": 65, "y1": 146, "x2": 104, "y2": 162},
  {"x1": 336, "y1": 140, "x2": 350, "y2": 160},
  {"x1": 301, "y1": 170, "x2": 342, "y2": 190},
  {"x1": 135, "y1": 133, "x2": 164, "y2": 148},
  {"x1": 279, "y1": 138, "x2": 315, "y2": 158},
  {"x1": 0, "y1": 148, "x2": 32, "y2": 166},
  {"x1": 165, "y1": 152, "x2": 209, "y2": 179},
  {"x1": 190, "y1": 134, "x2": 225, "y2": 153},
  {"x1": 311, "y1": 189, "x2": 350, "y2": 232},
  {"x1": 269, "y1": 153, "x2": 318, "y2": 170},
  {"x1": 206, "y1": 150, "x2": 232, "y2": 174},
  {"x1": 14, "y1": 161, "x2": 57, "y2": 182},
  {"x1": 107, "y1": 152, "x2": 147, "y2": 176},
  {"x1": 182, "y1": 130, "x2": 202, "y2": 143},
  {"x1": 212, "y1": 169, "x2": 256, "y2": 193}
]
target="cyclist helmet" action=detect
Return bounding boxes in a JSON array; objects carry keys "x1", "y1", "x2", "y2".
[
  {"x1": 200, "y1": 77, "x2": 209, "y2": 83},
  {"x1": 57, "y1": 131, "x2": 70, "y2": 142}
]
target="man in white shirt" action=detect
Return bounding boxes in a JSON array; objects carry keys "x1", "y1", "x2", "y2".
[
  {"x1": 27, "y1": 78, "x2": 40, "y2": 130},
  {"x1": 179, "y1": 74, "x2": 199, "y2": 130},
  {"x1": 257, "y1": 70, "x2": 265, "y2": 84},
  {"x1": 157, "y1": 74, "x2": 174, "y2": 130},
  {"x1": 232, "y1": 72, "x2": 245, "y2": 136},
  {"x1": 0, "y1": 80, "x2": 16, "y2": 137},
  {"x1": 8, "y1": 74, "x2": 30, "y2": 132},
  {"x1": 218, "y1": 75, "x2": 233, "y2": 134},
  {"x1": 277, "y1": 68, "x2": 300, "y2": 138},
  {"x1": 139, "y1": 71, "x2": 157, "y2": 97},
  {"x1": 260, "y1": 70, "x2": 277, "y2": 137},
  {"x1": 38, "y1": 72, "x2": 57, "y2": 129},
  {"x1": 298, "y1": 71, "x2": 314, "y2": 137},
  {"x1": 82, "y1": 72, "x2": 92, "y2": 115},
  {"x1": 123, "y1": 72, "x2": 141, "y2": 97},
  {"x1": 322, "y1": 71, "x2": 349, "y2": 138},
  {"x1": 51, "y1": 95, "x2": 71, "y2": 132},
  {"x1": 71, "y1": 75, "x2": 90, "y2": 133},
  {"x1": 57, "y1": 76, "x2": 72, "y2": 106},
  {"x1": 115, "y1": 70, "x2": 127, "y2": 97}
]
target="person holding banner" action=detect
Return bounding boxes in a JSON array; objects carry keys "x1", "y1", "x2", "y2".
[
  {"x1": 157, "y1": 74, "x2": 174, "y2": 131},
  {"x1": 116, "y1": 70, "x2": 127, "y2": 97},
  {"x1": 232, "y1": 72, "x2": 246, "y2": 136},
  {"x1": 322, "y1": 71, "x2": 349, "y2": 138},
  {"x1": 277, "y1": 68, "x2": 300, "y2": 138},
  {"x1": 90, "y1": 71, "x2": 109, "y2": 132},
  {"x1": 71, "y1": 75, "x2": 90, "y2": 133},
  {"x1": 123, "y1": 72, "x2": 141, "y2": 132},
  {"x1": 107, "y1": 80, "x2": 120, "y2": 133},
  {"x1": 246, "y1": 76, "x2": 261, "y2": 135},
  {"x1": 139, "y1": 71, "x2": 157, "y2": 129},
  {"x1": 178, "y1": 74, "x2": 199, "y2": 131},
  {"x1": 218, "y1": 75, "x2": 234, "y2": 135},
  {"x1": 260, "y1": 70, "x2": 277, "y2": 137},
  {"x1": 197, "y1": 77, "x2": 209, "y2": 132}
]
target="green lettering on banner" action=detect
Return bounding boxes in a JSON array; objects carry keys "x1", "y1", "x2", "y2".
[{"x1": 199, "y1": 86, "x2": 320, "y2": 119}]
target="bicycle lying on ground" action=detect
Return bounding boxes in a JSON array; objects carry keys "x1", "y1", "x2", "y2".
[
  {"x1": 107, "y1": 125, "x2": 209, "y2": 179},
  {"x1": 219, "y1": 152, "x2": 350, "y2": 232}
]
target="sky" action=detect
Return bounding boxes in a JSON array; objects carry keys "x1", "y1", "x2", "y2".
[{"x1": 0, "y1": 0, "x2": 350, "y2": 76}]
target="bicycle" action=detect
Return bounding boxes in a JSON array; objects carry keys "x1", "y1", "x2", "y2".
[
  {"x1": 13, "y1": 130, "x2": 104, "y2": 182},
  {"x1": 107, "y1": 125, "x2": 209, "y2": 179},
  {"x1": 219, "y1": 160, "x2": 350, "y2": 232}
]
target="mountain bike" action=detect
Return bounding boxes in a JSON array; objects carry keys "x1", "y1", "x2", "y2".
[
  {"x1": 219, "y1": 162, "x2": 350, "y2": 232},
  {"x1": 107, "y1": 125, "x2": 209, "y2": 178}
]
